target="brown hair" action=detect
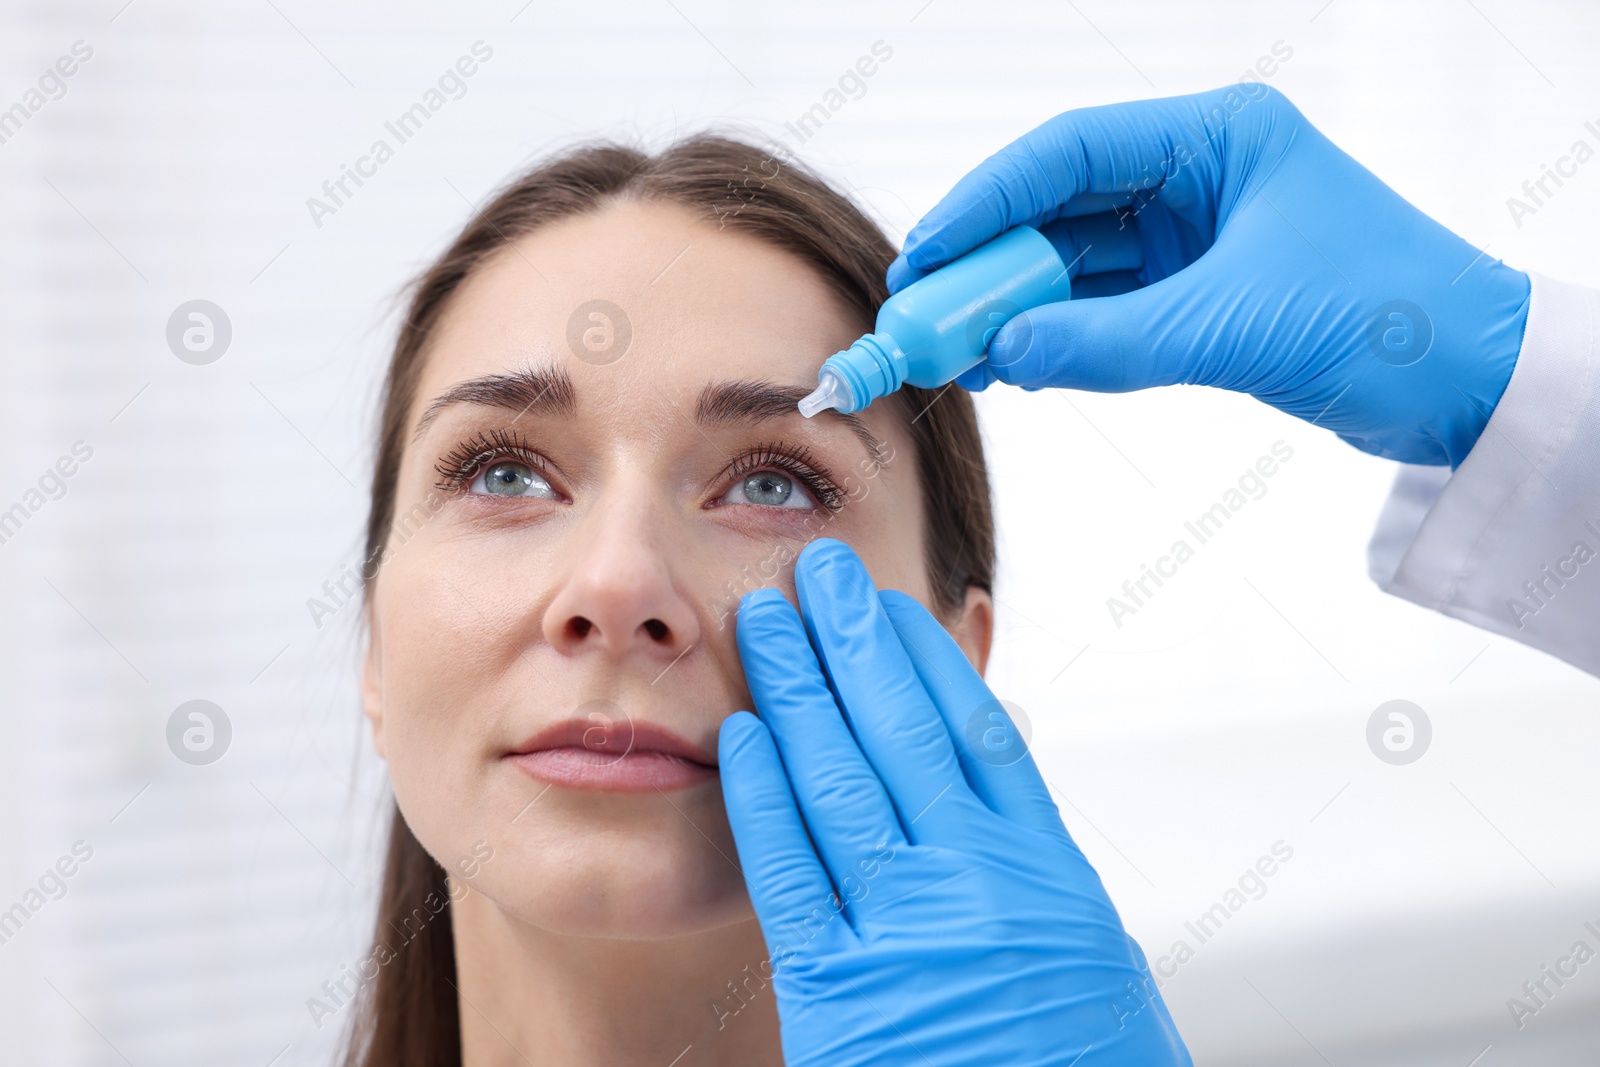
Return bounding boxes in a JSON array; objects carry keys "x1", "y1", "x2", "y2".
[{"x1": 345, "y1": 134, "x2": 995, "y2": 1065}]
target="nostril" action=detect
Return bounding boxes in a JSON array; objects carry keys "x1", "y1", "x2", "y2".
[
  {"x1": 567, "y1": 617, "x2": 594, "y2": 640},
  {"x1": 642, "y1": 618, "x2": 669, "y2": 642}
]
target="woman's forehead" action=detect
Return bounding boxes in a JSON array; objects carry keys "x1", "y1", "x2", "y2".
[{"x1": 411, "y1": 200, "x2": 890, "y2": 437}]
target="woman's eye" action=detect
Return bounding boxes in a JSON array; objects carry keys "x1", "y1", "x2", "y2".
[
  {"x1": 471, "y1": 460, "x2": 557, "y2": 499},
  {"x1": 720, "y1": 470, "x2": 815, "y2": 509}
]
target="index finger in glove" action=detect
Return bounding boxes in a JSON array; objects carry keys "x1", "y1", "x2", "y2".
[
  {"x1": 894, "y1": 86, "x2": 1254, "y2": 276},
  {"x1": 878, "y1": 590, "x2": 1063, "y2": 838}
]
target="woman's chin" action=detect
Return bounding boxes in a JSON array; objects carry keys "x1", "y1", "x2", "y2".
[{"x1": 471, "y1": 848, "x2": 757, "y2": 940}]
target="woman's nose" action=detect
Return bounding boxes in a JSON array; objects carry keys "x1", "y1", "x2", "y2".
[{"x1": 541, "y1": 504, "x2": 701, "y2": 665}]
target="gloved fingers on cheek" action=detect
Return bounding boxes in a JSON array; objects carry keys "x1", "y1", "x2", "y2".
[
  {"x1": 793, "y1": 541, "x2": 976, "y2": 841},
  {"x1": 1123, "y1": 931, "x2": 1189, "y2": 1047},
  {"x1": 736, "y1": 589, "x2": 908, "y2": 866},
  {"x1": 1125, "y1": 933, "x2": 1158, "y2": 977},
  {"x1": 878, "y1": 590, "x2": 1064, "y2": 838},
  {"x1": 717, "y1": 711, "x2": 838, "y2": 941}
]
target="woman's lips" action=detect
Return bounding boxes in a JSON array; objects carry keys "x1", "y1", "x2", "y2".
[
  {"x1": 507, "y1": 748, "x2": 718, "y2": 792},
  {"x1": 504, "y1": 718, "x2": 718, "y2": 793}
]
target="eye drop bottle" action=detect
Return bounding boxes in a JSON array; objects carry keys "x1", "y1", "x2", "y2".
[{"x1": 798, "y1": 221, "x2": 1077, "y2": 417}]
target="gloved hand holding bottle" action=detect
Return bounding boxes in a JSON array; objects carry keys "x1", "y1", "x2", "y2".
[
  {"x1": 718, "y1": 539, "x2": 1192, "y2": 1067},
  {"x1": 885, "y1": 84, "x2": 1531, "y2": 468}
]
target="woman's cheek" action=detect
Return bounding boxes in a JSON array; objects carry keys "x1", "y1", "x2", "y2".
[
  {"x1": 693, "y1": 524, "x2": 814, "y2": 635},
  {"x1": 373, "y1": 560, "x2": 501, "y2": 771}
]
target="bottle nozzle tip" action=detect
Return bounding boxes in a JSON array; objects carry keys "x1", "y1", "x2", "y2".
[
  {"x1": 797, "y1": 385, "x2": 838, "y2": 419},
  {"x1": 798, "y1": 370, "x2": 851, "y2": 418}
]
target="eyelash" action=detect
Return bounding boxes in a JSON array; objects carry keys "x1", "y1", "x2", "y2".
[
  {"x1": 432, "y1": 430, "x2": 846, "y2": 512},
  {"x1": 725, "y1": 442, "x2": 846, "y2": 512},
  {"x1": 434, "y1": 428, "x2": 554, "y2": 495}
]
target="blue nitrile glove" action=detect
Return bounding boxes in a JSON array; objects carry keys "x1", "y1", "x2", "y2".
[
  {"x1": 717, "y1": 539, "x2": 1190, "y2": 1067},
  {"x1": 887, "y1": 85, "x2": 1530, "y2": 468}
]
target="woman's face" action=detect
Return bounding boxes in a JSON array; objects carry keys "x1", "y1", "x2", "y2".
[{"x1": 362, "y1": 198, "x2": 992, "y2": 939}]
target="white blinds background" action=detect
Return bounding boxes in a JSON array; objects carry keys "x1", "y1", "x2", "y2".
[{"x1": 2, "y1": 1, "x2": 1598, "y2": 1064}]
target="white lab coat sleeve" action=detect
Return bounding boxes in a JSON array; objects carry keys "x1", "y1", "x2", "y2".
[{"x1": 1367, "y1": 272, "x2": 1600, "y2": 676}]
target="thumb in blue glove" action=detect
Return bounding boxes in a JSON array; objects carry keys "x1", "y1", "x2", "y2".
[
  {"x1": 718, "y1": 538, "x2": 1191, "y2": 1066},
  {"x1": 889, "y1": 84, "x2": 1530, "y2": 467}
]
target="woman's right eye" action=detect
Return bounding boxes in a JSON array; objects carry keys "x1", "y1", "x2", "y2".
[{"x1": 471, "y1": 460, "x2": 558, "y2": 499}]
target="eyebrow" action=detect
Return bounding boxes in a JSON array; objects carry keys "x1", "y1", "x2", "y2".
[
  {"x1": 412, "y1": 365, "x2": 577, "y2": 441},
  {"x1": 412, "y1": 365, "x2": 890, "y2": 466},
  {"x1": 694, "y1": 379, "x2": 889, "y2": 465}
]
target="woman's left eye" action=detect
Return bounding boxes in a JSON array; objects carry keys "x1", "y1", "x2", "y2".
[{"x1": 718, "y1": 470, "x2": 815, "y2": 509}]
